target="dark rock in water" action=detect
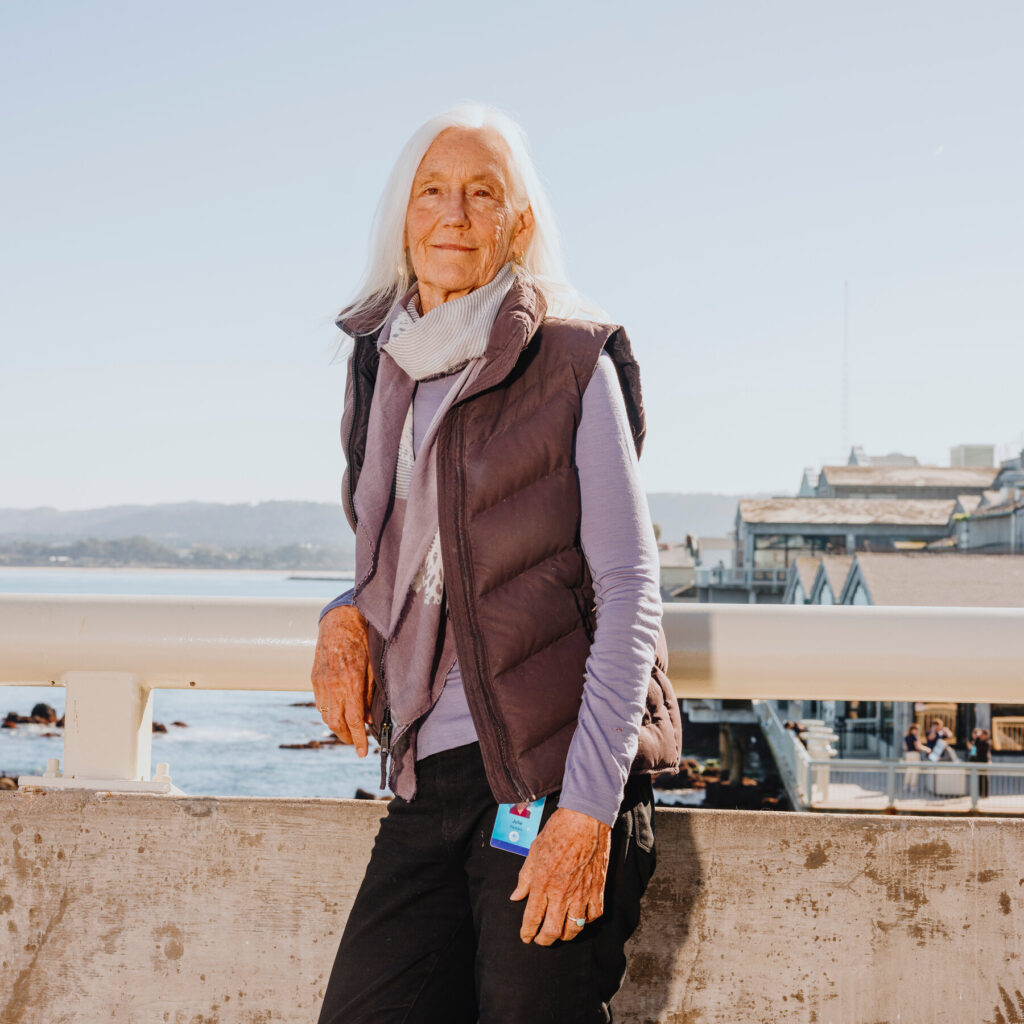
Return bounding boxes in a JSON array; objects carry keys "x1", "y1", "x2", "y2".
[
  {"x1": 57, "y1": 715, "x2": 65, "y2": 728},
  {"x1": 3, "y1": 712, "x2": 20, "y2": 722},
  {"x1": 152, "y1": 721, "x2": 168, "y2": 733},
  {"x1": 171, "y1": 721, "x2": 188, "y2": 728},
  {"x1": 1, "y1": 720, "x2": 17, "y2": 730},
  {"x1": 31, "y1": 703, "x2": 57, "y2": 723},
  {"x1": 354, "y1": 788, "x2": 386, "y2": 800},
  {"x1": 279, "y1": 735, "x2": 345, "y2": 750},
  {"x1": 0, "y1": 776, "x2": 17, "y2": 790},
  {"x1": 41, "y1": 732, "x2": 61, "y2": 738},
  {"x1": 291, "y1": 701, "x2": 317, "y2": 707}
]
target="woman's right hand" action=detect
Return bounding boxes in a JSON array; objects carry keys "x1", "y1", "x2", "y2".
[{"x1": 311, "y1": 605, "x2": 375, "y2": 757}]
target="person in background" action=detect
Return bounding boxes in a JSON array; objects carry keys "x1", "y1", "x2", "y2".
[
  {"x1": 310, "y1": 104, "x2": 682, "y2": 1023},
  {"x1": 970, "y1": 728, "x2": 993, "y2": 799},
  {"x1": 903, "y1": 723, "x2": 930, "y2": 792}
]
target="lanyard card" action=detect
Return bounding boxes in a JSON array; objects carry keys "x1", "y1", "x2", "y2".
[{"x1": 490, "y1": 797, "x2": 546, "y2": 856}]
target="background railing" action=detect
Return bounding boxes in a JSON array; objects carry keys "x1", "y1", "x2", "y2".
[
  {"x1": 693, "y1": 566, "x2": 788, "y2": 588},
  {"x1": 2, "y1": 595, "x2": 1023, "y2": 794}
]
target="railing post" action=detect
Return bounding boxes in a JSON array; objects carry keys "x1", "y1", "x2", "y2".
[
  {"x1": 969, "y1": 765, "x2": 980, "y2": 811},
  {"x1": 63, "y1": 671, "x2": 153, "y2": 782},
  {"x1": 886, "y1": 764, "x2": 897, "y2": 808}
]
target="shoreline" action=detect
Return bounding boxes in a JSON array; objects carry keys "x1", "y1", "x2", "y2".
[{"x1": 0, "y1": 566, "x2": 355, "y2": 578}]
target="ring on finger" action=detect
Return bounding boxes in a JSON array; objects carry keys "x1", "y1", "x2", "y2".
[
  {"x1": 572, "y1": 915, "x2": 587, "y2": 928},
  {"x1": 319, "y1": 705, "x2": 329, "y2": 714}
]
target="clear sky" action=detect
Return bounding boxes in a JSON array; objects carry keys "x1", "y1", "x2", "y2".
[{"x1": 2, "y1": 0, "x2": 1022, "y2": 509}]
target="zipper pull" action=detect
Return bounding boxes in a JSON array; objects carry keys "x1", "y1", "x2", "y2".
[{"x1": 379, "y1": 708, "x2": 392, "y2": 791}]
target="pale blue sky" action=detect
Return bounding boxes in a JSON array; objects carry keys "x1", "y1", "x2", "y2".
[{"x1": 2, "y1": 0, "x2": 1022, "y2": 508}]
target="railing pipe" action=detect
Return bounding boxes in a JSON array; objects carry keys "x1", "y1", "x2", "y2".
[{"x1": 2, "y1": 596, "x2": 1023, "y2": 701}]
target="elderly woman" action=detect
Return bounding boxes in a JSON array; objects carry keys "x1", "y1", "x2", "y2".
[{"x1": 312, "y1": 104, "x2": 681, "y2": 1024}]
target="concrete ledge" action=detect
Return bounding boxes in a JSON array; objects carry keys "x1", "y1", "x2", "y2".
[{"x1": 2, "y1": 791, "x2": 1023, "y2": 1023}]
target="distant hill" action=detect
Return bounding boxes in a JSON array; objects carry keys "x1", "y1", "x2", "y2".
[
  {"x1": 0, "y1": 501, "x2": 354, "y2": 550},
  {"x1": 647, "y1": 492, "x2": 762, "y2": 543},
  {"x1": 0, "y1": 494, "x2": 761, "y2": 555}
]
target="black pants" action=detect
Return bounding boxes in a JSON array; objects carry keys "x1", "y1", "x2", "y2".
[{"x1": 318, "y1": 742, "x2": 656, "y2": 1024}]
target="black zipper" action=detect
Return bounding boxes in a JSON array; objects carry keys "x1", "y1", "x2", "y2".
[
  {"x1": 447, "y1": 409, "x2": 531, "y2": 804},
  {"x1": 378, "y1": 704, "x2": 392, "y2": 791}
]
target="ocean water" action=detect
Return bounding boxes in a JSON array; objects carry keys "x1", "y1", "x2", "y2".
[{"x1": 0, "y1": 568, "x2": 391, "y2": 799}]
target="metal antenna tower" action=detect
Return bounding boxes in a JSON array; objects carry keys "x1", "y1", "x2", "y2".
[{"x1": 842, "y1": 281, "x2": 850, "y2": 456}]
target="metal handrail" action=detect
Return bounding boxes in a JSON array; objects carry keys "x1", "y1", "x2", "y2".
[{"x1": 2, "y1": 595, "x2": 1024, "y2": 790}]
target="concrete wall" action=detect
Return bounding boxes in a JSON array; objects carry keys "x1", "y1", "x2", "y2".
[{"x1": 2, "y1": 791, "x2": 1023, "y2": 1024}]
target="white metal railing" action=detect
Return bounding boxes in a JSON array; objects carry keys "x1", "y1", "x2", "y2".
[
  {"x1": 693, "y1": 566, "x2": 789, "y2": 588},
  {"x1": 753, "y1": 699, "x2": 811, "y2": 807},
  {"x1": 2, "y1": 595, "x2": 1024, "y2": 793},
  {"x1": 803, "y1": 758, "x2": 1024, "y2": 813}
]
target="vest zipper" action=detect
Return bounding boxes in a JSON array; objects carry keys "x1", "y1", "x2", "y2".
[
  {"x1": 378, "y1": 704, "x2": 392, "y2": 791},
  {"x1": 447, "y1": 410, "x2": 531, "y2": 804}
]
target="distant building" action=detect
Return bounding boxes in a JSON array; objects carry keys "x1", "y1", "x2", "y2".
[
  {"x1": 951, "y1": 444, "x2": 996, "y2": 468},
  {"x1": 839, "y1": 551, "x2": 1024, "y2": 606},
  {"x1": 784, "y1": 552, "x2": 1024, "y2": 758},
  {"x1": 813, "y1": 465, "x2": 999, "y2": 501},
  {"x1": 782, "y1": 556, "x2": 821, "y2": 605},
  {"x1": 695, "y1": 536, "x2": 735, "y2": 569},
  {"x1": 807, "y1": 555, "x2": 854, "y2": 605},
  {"x1": 848, "y1": 446, "x2": 919, "y2": 467},
  {"x1": 658, "y1": 543, "x2": 695, "y2": 602},
  {"x1": 954, "y1": 449, "x2": 1024, "y2": 553}
]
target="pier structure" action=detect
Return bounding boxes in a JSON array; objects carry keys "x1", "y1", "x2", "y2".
[{"x1": 2, "y1": 596, "x2": 1023, "y2": 1023}]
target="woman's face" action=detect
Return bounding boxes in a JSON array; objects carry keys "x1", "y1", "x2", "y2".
[{"x1": 405, "y1": 127, "x2": 533, "y2": 313}]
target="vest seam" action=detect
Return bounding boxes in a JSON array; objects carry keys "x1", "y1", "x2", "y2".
[
  {"x1": 514, "y1": 718, "x2": 579, "y2": 761},
  {"x1": 491, "y1": 618, "x2": 587, "y2": 681},
  {"x1": 476, "y1": 544, "x2": 578, "y2": 602},
  {"x1": 468, "y1": 463, "x2": 576, "y2": 521}
]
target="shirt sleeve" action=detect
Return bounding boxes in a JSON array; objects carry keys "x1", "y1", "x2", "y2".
[
  {"x1": 556, "y1": 351, "x2": 663, "y2": 826},
  {"x1": 319, "y1": 588, "x2": 355, "y2": 624}
]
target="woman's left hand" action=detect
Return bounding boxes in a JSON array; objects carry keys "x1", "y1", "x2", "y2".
[{"x1": 510, "y1": 807, "x2": 611, "y2": 945}]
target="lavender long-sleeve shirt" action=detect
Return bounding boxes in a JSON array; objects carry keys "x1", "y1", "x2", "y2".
[{"x1": 321, "y1": 351, "x2": 662, "y2": 826}]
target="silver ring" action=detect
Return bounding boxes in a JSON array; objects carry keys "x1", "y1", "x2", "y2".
[{"x1": 573, "y1": 917, "x2": 586, "y2": 928}]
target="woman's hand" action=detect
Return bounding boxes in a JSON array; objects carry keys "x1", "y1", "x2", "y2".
[
  {"x1": 310, "y1": 605, "x2": 374, "y2": 757},
  {"x1": 509, "y1": 807, "x2": 611, "y2": 945}
]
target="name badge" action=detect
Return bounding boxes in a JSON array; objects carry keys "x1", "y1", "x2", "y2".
[{"x1": 489, "y1": 797, "x2": 546, "y2": 856}]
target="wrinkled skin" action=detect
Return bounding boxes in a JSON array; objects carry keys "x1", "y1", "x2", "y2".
[
  {"x1": 311, "y1": 605, "x2": 374, "y2": 758},
  {"x1": 404, "y1": 126, "x2": 534, "y2": 313},
  {"x1": 310, "y1": 126, "x2": 608, "y2": 943},
  {"x1": 510, "y1": 807, "x2": 612, "y2": 944}
]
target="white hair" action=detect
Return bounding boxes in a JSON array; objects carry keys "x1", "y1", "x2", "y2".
[{"x1": 340, "y1": 104, "x2": 605, "y2": 330}]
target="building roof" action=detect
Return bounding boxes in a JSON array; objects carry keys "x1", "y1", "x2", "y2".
[
  {"x1": 850, "y1": 553, "x2": 1024, "y2": 607},
  {"x1": 956, "y1": 493, "x2": 984, "y2": 515},
  {"x1": 819, "y1": 465, "x2": 999, "y2": 489},
  {"x1": 794, "y1": 556, "x2": 821, "y2": 592},
  {"x1": 738, "y1": 498, "x2": 956, "y2": 526},
  {"x1": 820, "y1": 555, "x2": 854, "y2": 591}
]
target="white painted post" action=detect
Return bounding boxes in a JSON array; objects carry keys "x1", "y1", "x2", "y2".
[
  {"x1": 886, "y1": 764, "x2": 897, "y2": 808},
  {"x1": 63, "y1": 671, "x2": 152, "y2": 781},
  {"x1": 969, "y1": 766, "x2": 980, "y2": 810}
]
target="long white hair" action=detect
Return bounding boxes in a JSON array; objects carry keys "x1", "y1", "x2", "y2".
[{"x1": 340, "y1": 104, "x2": 605, "y2": 330}]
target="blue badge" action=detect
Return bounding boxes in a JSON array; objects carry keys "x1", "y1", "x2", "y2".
[{"x1": 489, "y1": 797, "x2": 546, "y2": 856}]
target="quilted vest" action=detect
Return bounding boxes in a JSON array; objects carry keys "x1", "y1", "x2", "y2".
[{"x1": 338, "y1": 279, "x2": 682, "y2": 805}]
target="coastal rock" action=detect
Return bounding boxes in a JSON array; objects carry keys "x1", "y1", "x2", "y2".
[
  {"x1": 152, "y1": 722, "x2": 168, "y2": 733},
  {"x1": 31, "y1": 703, "x2": 57, "y2": 723},
  {"x1": 290, "y1": 701, "x2": 316, "y2": 707},
  {"x1": 0, "y1": 776, "x2": 17, "y2": 790},
  {"x1": 1, "y1": 720, "x2": 16, "y2": 730},
  {"x1": 279, "y1": 735, "x2": 345, "y2": 750},
  {"x1": 354, "y1": 788, "x2": 387, "y2": 800},
  {"x1": 171, "y1": 721, "x2": 188, "y2": 728}
]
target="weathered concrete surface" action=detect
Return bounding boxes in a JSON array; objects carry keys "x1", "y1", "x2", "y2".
[{"x1": 1, "y1": 792, "x2": 1022, "y2": 1024}]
